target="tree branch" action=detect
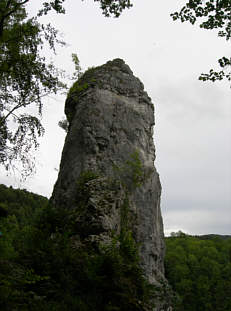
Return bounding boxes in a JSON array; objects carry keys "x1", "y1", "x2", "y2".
[
  {"x1": 0, "y1": 0, "x2": 30, "y2": 38},
  {"x1": 0, "y1": 91, "x2": 52, "y2": 127},
  {"x1": 0, "y1": 103, "x2": 23, "y2": 126}
]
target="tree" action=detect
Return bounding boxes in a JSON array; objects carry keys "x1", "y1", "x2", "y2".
[
  {"x1": 0, "y1": 0, "x2": 67, "y2": 178},
  {"x1": 171, "y1": 0, "x2": 231, "y2": 84},
  {"x1": 0, "y1": 1, "x2": 133, "y2": 179}
]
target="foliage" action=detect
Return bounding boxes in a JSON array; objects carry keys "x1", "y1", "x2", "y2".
[
  {"x1": 165, "y1": 233, "x2": 231, "y2": 311},
  {"x1": 39, "y1": 0, "x2": 133, "y2": 18},
  {"x1": 58, "y1": 117, "x2": 69, "y2": 132},
  {"x1": 113, "y1": 150, "x2": 147, "y2": 192},
  {"x1": 67, "y1": 81, "x2": 89, "y2": 100},
  {"x1": 62, "y1": 60, "x2": 100, "y2": 127},
  {"x1": 76, "y1": 170, "x2": 100, "y2": 188},
  {"x1": 0, "y1": 179, "x2": 155, "y2": 311},
  {"x1": 171, "y1": 0, "x2": 231, "y2": 84},
  {"x1": 0, "y1": 0, "x2": 66, "y2": 178},
  {"x1": 0, "y1": 183, "x2": 48, "y2": 220},
  {"x1": 58, "y1": 53, "x2": 83, "y2": 132},
  {"x1": 71, "y1": 53, "x2": 83, "y2": 80},
  {"x1": 66, "y1": 63, "x2": 98, "y2": 101},
  {"x1": 199, "y1": 56, "x2": 231, "y2": 83}
]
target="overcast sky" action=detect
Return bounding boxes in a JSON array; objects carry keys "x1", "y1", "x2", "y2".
[{"x1": 1, "y1": 0, "x2": 230, "y2": 236}]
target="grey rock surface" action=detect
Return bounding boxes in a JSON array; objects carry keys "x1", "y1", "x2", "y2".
[{"x1": 52, "y1": 58, "x2": 165, "y2": 287}]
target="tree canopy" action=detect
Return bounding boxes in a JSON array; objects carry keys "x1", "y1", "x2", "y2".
[
  {"x1": 165, "y1": 233, "x2": 231, "y2": 310},
  {"x1": 171, "y1": 0, "x2": 231, "y2": 84}
]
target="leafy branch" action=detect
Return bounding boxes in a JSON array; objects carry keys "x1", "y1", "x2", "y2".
[{"x1": 171, "y1": 0, "x2": 231, "y2": 85}]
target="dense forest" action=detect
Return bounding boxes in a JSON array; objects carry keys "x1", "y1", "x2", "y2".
[
  {"x1": 165, "y1": 232, "x2": 231, "y2": 311},
  {"x1": 0, "y1": 183, "x2": 160, "y2": 310},
  {"x1": 0, "y1": 184, "x2": 230, "y2": 310}
]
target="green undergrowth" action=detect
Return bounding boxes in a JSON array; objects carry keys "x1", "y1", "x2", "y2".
[
  {"x1": 67, "y1": 66, "x2": 98, "y2": 99},
  {"x1": 0, "y1": 157, "x2": 158, "y2": 310},
  {"x1": 66, "y1": 61, "x2": 128, "y2": 124},
  {"x1": 66, "y1": 67, "x2": 98, "y2": 124},
  {"x1": 113, "y1": 150, "x2": 145, "y2": 192}
]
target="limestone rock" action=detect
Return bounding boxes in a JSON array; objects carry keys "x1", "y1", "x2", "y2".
[{"x1": 51, "y1": 58, "x2": 167, "y2": 305}]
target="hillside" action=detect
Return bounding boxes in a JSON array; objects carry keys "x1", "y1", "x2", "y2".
[
  {"x1": 165, "y1": 233, "x2": 231, "y2": 310},
  {"x1": 0, "y1": 182, "x2": 170, "y2": 310},
  {"x1": 0, "y1": 184, "x2": 230, "y2": 310}
]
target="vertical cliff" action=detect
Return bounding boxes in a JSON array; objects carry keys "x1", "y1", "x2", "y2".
[{"x1": 51, "y1": 59, "x2": 168, "y2": 309}]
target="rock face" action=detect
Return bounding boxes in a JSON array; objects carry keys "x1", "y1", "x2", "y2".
[{"x1": 52, "y1": 59, "x2": 165, "y2": 292}]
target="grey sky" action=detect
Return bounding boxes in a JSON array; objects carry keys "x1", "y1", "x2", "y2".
[{"x1": 0, "y1": 0, "x2": 230, "y2": 235}]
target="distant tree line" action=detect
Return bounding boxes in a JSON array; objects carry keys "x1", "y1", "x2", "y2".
[{"x1": 165, "y1": 231, "x2": 231, "y2": 311}]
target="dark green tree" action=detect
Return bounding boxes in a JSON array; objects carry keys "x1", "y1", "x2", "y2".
[{"x1": 171, "y1": 0, "x2": 231, "y2": 84}]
